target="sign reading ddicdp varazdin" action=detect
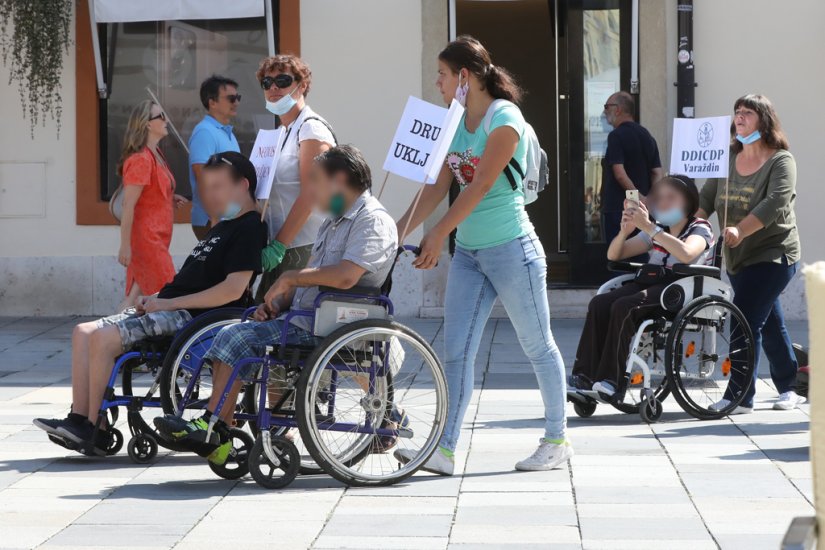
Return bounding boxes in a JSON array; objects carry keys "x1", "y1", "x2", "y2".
[
  {"x1": 669, "y1": 115, "x2": 731, "y2": 178},
  {"x1": 383, "y1": 96, "x2": 464, "y2": 184}
]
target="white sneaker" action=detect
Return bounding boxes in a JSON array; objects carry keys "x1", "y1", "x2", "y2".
[
  {"x1": 394, "y1": 446, "x2": 455, "y2": 476},
  {"x1": 773, "y1": 391, "x2": 806, "y2": 410},
  {"x1": 515, "y1": 439, "x2": 573, "y2": 471},
  {"x1": 709, "y1": 398, "x2": 753, "y2": 415},
  {"x1": 592, "y1": 380, "x2": 617, "y2": 398}
]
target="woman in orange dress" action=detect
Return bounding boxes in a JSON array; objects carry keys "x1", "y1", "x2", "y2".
[{"x1": 117, "y1": 100, "x2": 188, "y2": 310}]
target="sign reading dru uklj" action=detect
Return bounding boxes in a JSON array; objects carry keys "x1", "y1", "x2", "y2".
[
  {"x1": 669, "y1": 115, "x2": 731, "y2": 179},
  {"x1": 383, "y1": 96, "x2": 464, "y2": 184}
]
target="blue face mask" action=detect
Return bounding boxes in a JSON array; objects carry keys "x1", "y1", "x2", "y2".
[
  {"x1": 265, "y1": 86, "x2": 298, "y2": 116},
  {"x1": 736, "y1": 130, "x2": 761, "y2": 145},
  {"x1": 221, "y1": 201, "x2": 242, "y2": 221},
  {"x1": 653, "y1": 206, "x2": 684, "y2": 227}
]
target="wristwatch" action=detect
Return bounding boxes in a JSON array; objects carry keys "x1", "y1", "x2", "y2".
[{"x1": 647, "y1": 225, "x2": 664, "y2": 240}]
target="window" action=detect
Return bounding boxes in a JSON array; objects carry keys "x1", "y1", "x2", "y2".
[{"x1": 76, "y1": 0, "x2": 300, "y2": 225}]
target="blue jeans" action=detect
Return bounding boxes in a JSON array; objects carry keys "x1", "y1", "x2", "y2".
[
  {"x1": 439, "y1": 232, "x2": 567, "y2": 451},
  {"x1": 727, "y1": 258, "x2": 799, "y2": 407}
]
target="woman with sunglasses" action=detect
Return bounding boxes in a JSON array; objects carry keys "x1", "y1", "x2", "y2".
[
  {"x1": 117, "y1": 100, "x2": 188, "y2": 311},
  {"x1": 255, "y1": 55, "x2": 337, "y2": 301}
]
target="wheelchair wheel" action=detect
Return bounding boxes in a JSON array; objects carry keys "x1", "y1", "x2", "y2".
[
  {"x1": 611, "y1": 378, "x2": 670, "y2": 415},
  {"x1": 665, "y1": 296, "x2": 756, "y2": 420},
  {"x1": 120, "y1": 355, "x2": 174, "y2": 449},
  {"x1": 639, "y1": 397, "x2": 663, "y2": 423},
  {"x1": 208, "y1": 427, "x2": 253, "y2": 480},
  {"x1": 296, "y1": 320, "x2": 448, "y2": 487},
  {"x1": 127, "y1": 433, "x2": 158, "y2": 463},
  {"x1": 248, "y1": 433, "x2": 300, "y2": 489},
  {"x1": 573, "y1": 400, "x2": 597, "y2": 418},
  {"x1": 159, "y1": 308, "x2": 247, "y2": 423},
  {"x1": 106, "y1": 427, "x2": 124, "y2": 456}
]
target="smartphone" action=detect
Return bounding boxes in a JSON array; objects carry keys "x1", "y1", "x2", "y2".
[{"x1": 625, "y1": 189, "x2": 640, "y2": 204}]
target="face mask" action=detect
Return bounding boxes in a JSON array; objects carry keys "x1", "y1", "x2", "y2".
[
  {"x1": 653, "y1": 206, "x2": 684, "y2": 227},
  {"x1": 329, "y1": 193, "x2": 346, "y2": 218},
  {"x1": 455, "y1": 73, "x2": 469, "y2": 107},
  {"x1": 736, "y1": 130, "x2": 761, "y2": 145},
  {"x1": 221, "y1": 201, "x2": 242, "y2": 221},
  {"x1": 265, "y1": 86, "x2": 298, "y2": 116}
]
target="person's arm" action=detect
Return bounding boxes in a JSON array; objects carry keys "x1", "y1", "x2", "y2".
[
  {"x1": 273, "y1": 139, "x2": 332, "y2": 248},
  {"x1": 395, "y1": 163, "x2": 454, "y2": 241},
  {"x1": 188, "y1": 129, "x2": 218, "y2": 224},
  {"x1": 625, "y1": 201, "x2": 709, "y2": 263},
  {"x1": 191, "y1": 164, "x2": 208, "y2": 217},
  {"x1": 650, "y1": 166, "x2": 664, "y2": 187},
  {"x1": 118, "y1": 185, "x2": 143, "y2": 267},
  {"x1": 142, "y1": 271, "x2": 253, "y2": 313},
  {"x1": 611, "y1": 164, "x2": 638, "y2": 192},
  {"x1": 607, "y1": 206, "x2": 649, "y2": 260},
  {"x1": 696, "y1": 178, "x2": 719, "y2": 220},
  {"x1": 414, "y1": 126, "x2": 519, "y2": 269},
  {"x1": 262, "y1": 261, "x2": 367, "y2": 311}
]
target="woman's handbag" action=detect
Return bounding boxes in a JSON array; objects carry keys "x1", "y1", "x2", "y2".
[
  {"x1": 634, "y1": 263, "x2": 674, "y2": 285},
  {"x1": 109, "y1": 184, "x2": 124, "y2": 224}
]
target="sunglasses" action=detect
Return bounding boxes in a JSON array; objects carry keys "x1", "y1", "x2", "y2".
[
  {"x1": 224, "y1": 94, "x2": 242, "y2": 103},
  {"x1": 148, "y1": 111, "x2": 167, "y2": 121},
  {"x1": 260, "y1": 74, "x2": 295, "y2": 91}
]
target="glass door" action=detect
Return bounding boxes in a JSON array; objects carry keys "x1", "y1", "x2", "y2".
[{"x1": 564, "y1": 0, "x2": 630, "y2": 284}]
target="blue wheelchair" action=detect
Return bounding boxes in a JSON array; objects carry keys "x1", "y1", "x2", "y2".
[
  {"x1": 162, "y1": 246, "x2": 449, "y2": 488},
  {"x1": 50, "y1": 307, "x2": 255, "y2": 479}
]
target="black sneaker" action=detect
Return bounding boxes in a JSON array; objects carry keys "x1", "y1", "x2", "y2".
[
  {"x1": 568, "y1": 374, "x2": 593, "y2": 391},
  {"x1": 55, "y1": 420, "x2": 94, "y2": 447},
  {"x1": 33, "y1": 417, "x2": 68, "y2": 435}
]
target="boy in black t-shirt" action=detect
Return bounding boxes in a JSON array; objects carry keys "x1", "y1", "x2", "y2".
[{"x1": 33, "y1": 152, "x2": 267, "y2": 455}]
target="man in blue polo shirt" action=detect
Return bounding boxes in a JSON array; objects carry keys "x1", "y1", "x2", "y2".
[{"x1": 189, "y1": 75, "x2": 242, "y2": 240}]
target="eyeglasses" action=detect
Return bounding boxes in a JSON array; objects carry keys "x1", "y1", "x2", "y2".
[
  {"x1": 603, "y1": 103, "x2": 618, "y2": 110},
  {"x1": 148, "y1": 112, "x2": 167, "y2": 121},
  {"x1": 207, "y1": 153, "x2": 236, "y2": 168},
  {"x1": 224, "y1": 94, "x2": 242, "y2": 103},
  {"x1": 260, "y1": 74, "x2": 295, "y2": 91}
]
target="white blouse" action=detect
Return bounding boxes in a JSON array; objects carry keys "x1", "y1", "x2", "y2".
[{"x1": 265, "y1": 105, "x2": 336, "y2": 248}]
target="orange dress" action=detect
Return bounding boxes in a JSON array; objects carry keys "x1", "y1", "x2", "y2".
[{"x1": 122, "y1": 147, "x2": 176, "y2": 296}]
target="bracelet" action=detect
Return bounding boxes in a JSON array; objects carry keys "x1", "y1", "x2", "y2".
[{"x1": 647, "y1": 226, "x2": 663, "y2": 239}]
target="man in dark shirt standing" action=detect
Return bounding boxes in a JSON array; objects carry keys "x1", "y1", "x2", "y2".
[
  {"x1": 602, "y1": 91, "x2": 664, "y2": 243},
  {"x1": 33, "y1": 152, "x2": 267, "y2": 455}
]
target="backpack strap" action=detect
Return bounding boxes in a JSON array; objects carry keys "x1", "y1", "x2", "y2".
[
  {"x1": 297, "y1": 116, "x2": 337, "y2": 146},
  {"x1": 482, "y1": 100, "x2": 524, "y2": 192}
]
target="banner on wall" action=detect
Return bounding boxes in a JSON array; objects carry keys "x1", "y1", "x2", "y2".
[
  {"x1": 669, "y1": 116, "x2": 731, "y2": 178},
  {"x1": 250, "y1": 127, "x2": 286, "y2": 200},
  {"x1": 383, "y1": 96, "x2": 464, "y2": 184}
]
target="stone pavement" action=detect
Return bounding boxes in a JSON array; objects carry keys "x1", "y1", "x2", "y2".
[{"x1": 0, "y1": 316, "x2": 812, "y2": 550}]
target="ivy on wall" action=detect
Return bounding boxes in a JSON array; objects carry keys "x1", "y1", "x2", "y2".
[{"x1": 0, "y1": 0, "x2": 72, "y2": 137}]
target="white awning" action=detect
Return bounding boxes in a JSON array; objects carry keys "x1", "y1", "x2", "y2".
[{"x1": 94, "y1": 0, "x2": 264, "y2": 23}]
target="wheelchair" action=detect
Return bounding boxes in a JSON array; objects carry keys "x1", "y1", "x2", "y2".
[
  {"x1": 49, "y1": 307, "x2": 254, "y2": 479},
  {"x1": 566, "y1": 254, "x2": 756, "y2": 423},
  {"x1": 162, "y1": 246, "x2": 448, "y2": 488}
]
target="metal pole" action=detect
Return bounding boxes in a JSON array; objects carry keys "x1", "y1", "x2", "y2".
[
  {"x1": 87, "y1": 0, "x2": 108, "y2": 99},
  {"x1": 675, "y1": 0, "x2": 695, "y2": 118},
  {"x1": 264, "y1": 0, "x2": 276, "y2": 56},
  {"x1": 630, "y1": 0, "x2": 639, "y2": 94}
]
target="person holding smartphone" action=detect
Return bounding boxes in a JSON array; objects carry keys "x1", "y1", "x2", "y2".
[{"x1": 570, "y1": 176, "x2": 714, "y2": 397}]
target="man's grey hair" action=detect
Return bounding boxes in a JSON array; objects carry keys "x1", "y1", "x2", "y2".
[{"x1": 613, "y1": 91, "x2": 636, "y2": 117}]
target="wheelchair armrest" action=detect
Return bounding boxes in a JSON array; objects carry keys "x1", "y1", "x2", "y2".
[
  {"x1": 607, "y1": 261, "x2": 644, "y2": 273},
  {"x1": 318, "y1": 285, "x2": 382, "y2": 297},
  {"x1": 671, "y1": 263, "x2": 721, "y2": 278}
]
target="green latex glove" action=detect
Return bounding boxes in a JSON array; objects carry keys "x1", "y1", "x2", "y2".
[{"x1": 261, "y1": 240, "x2": 287, "y2": 272}]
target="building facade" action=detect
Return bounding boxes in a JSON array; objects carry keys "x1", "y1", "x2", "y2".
[{"x1": 0, "y1": 0, "x2": 820, "y2": 319}]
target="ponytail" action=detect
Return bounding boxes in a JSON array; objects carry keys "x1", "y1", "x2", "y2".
[
  {"x1": 439, "y1": 35, "x2": 524, "y2": 105},
  {"x1": 484, "y1": 64, "x2": 522, "y2": 105}
]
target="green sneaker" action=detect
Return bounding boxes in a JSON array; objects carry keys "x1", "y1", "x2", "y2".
[
  {"x1": 154, "y1": 415, "x2": 219, "y2": 446},
  {"x1": 208, "y1": 441, "x2": 232, "y2": 466}
]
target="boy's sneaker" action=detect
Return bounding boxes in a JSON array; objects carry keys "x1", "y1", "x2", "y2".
[
  {"x1": 773, "y1": 391, "x2": 806, "y2": 410},
  {"x1": 592, "y1": 380, "x2": 617, "y2": 398},
  {"x1": 207, "y1": 441, "x2": 233, "y2": 466},
  {"x1": 709, "y1": 398, "x2": 753, "y2": 415},
  {"x1": 154, "y1": 415, "x2": 219, "y2": 446},
  {"x1": 34, "y1": 412, "x2": 86, "y2": 436},
  {"x1": 515, "y1": 439, "x2": 574, "y2": 471},
  {"x1": 394, "y1": 446, "x2": 455, "y2": 476}
]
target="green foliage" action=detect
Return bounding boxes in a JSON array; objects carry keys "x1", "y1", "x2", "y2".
[{"x1": 0, "y1": 0, "x2": 72, "y2": 137}]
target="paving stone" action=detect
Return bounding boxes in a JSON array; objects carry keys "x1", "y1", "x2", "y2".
[{"x1": 322, "y1": 513, "x2": 453, "y2": 537}]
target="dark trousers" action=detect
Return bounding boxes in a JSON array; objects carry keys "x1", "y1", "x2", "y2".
[
  {"x1": 727, "y1": 258, "x2": 799, "y2": 406},
  {"x1": 572, "y1": 282, "x2": 666, "y2": 386}
]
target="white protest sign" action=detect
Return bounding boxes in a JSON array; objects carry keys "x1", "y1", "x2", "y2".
[
  {"x1": 670, "y1": 116, "x2": 731, "y2": 178},
  {"x1": 383, "y1": 96, "x2": 463, "y2": 184},
  {"x1": 423, "y1": 99, "x2": 465, "y2": 183},
  {"x1": 249, "y1": 127, "x2": 286, "y2": 199}
]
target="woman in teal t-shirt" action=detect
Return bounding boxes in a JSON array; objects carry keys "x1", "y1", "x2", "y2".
[{"x1": 396, "y1": 36, "x2": 569, "y2": 475}]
